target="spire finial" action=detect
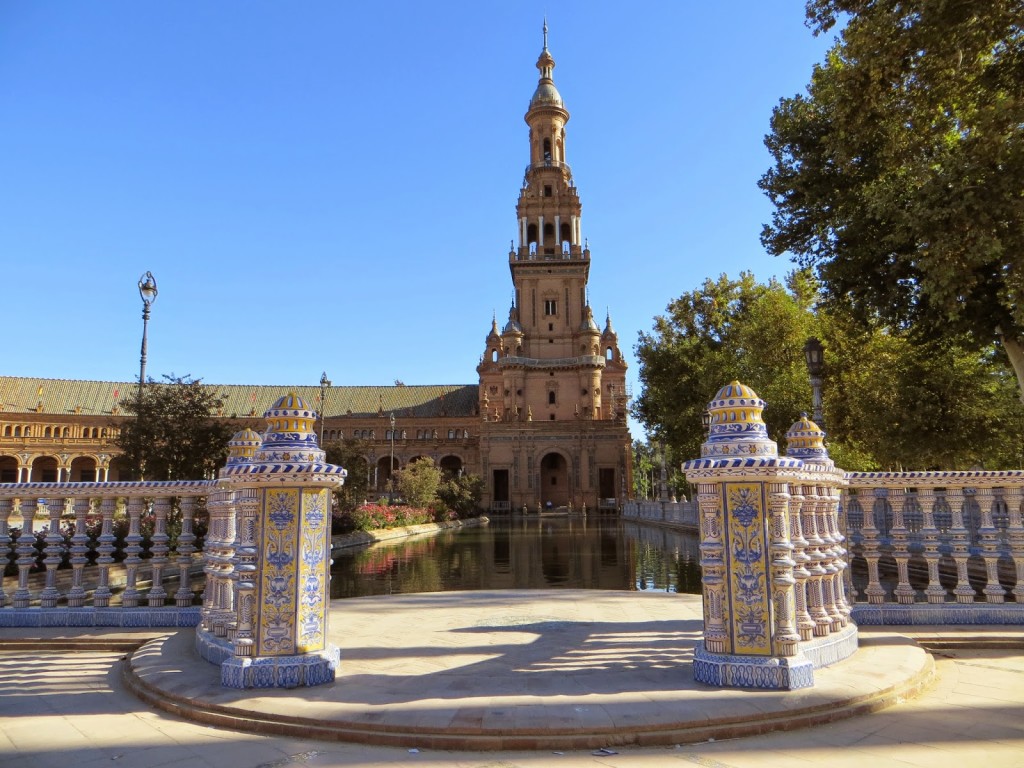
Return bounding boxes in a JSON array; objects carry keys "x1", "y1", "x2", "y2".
[{"x1": 543, "y1": 17, "x2": 548, "y2": 51}]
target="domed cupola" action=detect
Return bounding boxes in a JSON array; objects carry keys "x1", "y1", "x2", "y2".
[
  {"x1": 601, "y1": 310, "x2": 618, "y2": 341},
  {"x1": 528, "y1": 20, "x2": 565, "y2": 113},
  {"x1": 502, "y1": 302, "x2": 524, "y2": 335},
  {"x1": 700, "y1": 381, "x2": 779, "y2": 459},
  {"x1": 251, "y1": 392, "x2": 326, "y2": 465},
  {"x1": 487, "y1": 313, "x2": 501, "y2": 343},
  {"x1": 225, "y1": 428, "x2": 262, "y2": 466},
  {"x1": 785, "y1": 413, "x2": 833, "y2": 468}
]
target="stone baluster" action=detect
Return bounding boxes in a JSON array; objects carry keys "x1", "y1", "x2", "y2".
[
  {"x1": 231, "y1": 488, "x2": 260, "y2": 655},
  {"x1": 975, "y1": 486, "x2": 1005, "y2": 603},
  {"x1": 947, "y1": 487, "x2": 975, "y2": 603},
  {"x1": 815, "y1": 485, "x2": 844, "y2": 628},
  {"x1": 789, "y1": 484, "x2": 815, "y2": 640},
  {"x1": 66, "y1": 497, "x2": 92, "y2": 608},
  {"x1": 888, "y1": 488, "x2": 915, "y2": 604},
  {"x1": 146, "y1": 495, "x2": 171, "y2": 606},
  {"x1": 174, "y1": 496, "x2": 198, "y2": 607},
  {"x1": 13, "y1": 499, "x2": 41, "y2": 608},
  {"x1": 840, "y1": 489, "x2": 858, "y2": 602},
  {"x1": 1004, "y1": 486, "x2": 1024, "y2": 603},
  {"x1": 39, "y1": 497, "x2": 66, "y2": 608},
  {"x1": 918, "y1": 488, "x2": 946, "y2": 603},
  {"x1": 802, "y1": 485, "x2": 831, "y2": 631},
  {"x1": 121, "y1": 496, "x2": 146, "y2": 608},
  {"x1": 697, "y1": 482, "x2": 727, "y2": 654},
  {"x1": 824, "y1": 485, "x2": 851, "y2": 625},
  {"x1": 0, "y1": 498, "x2": 12, "y2": 607},
  {"x1": 200, "y1": 487, "x2": 224, "y2": 631},
  {"x1": 92, "y1": 496, "x2": 118, "y2": 607},
  {"x1": 219, "y1": 489, "x2": 239, "y2": 635},
  {"x1": 860, "y1": 489, "x2": 887, "y2": 604},
  {"x1": 768, "y1": 481, "x2": 800, "y2": 655}
]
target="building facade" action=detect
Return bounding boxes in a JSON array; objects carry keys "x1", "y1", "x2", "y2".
[{"x1": 0, "y1": 29, "x2": 632, "y2": 510}]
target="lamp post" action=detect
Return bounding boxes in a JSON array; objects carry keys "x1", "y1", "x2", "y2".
[
  {"x1": 803, "y1": 337, "x2": 825, "y2": 426},
  {"x1": 137, "y1": 271, "x2": 158, "y2": 390},
  {"x1": 389, "y1": 412, "x2": 396, "y2": 504},
  {"x1": 701, "y1": 409, "x2": 712, "y2": 434},
  {"x1": 319, "y1": 371, "x2": 331, "y2": 446}
]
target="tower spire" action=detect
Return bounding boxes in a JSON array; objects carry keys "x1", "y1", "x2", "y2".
[{"x1": 543, "y1": 17, "x2": 548, "y2": 51}]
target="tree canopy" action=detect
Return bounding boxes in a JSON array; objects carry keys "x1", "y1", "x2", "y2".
[
  {"x1": 322, "y1": 438, "x2": 371, "y2": 514},
  {"x1": 115, "y1": 374, "x2": 237, "y2": 481},
  {"x1": 633, "y1": 272, "x2": 1024, "y2": 471},
  {"x1": 760, "y1": 0, "x2": 1024, "y2": 397}
]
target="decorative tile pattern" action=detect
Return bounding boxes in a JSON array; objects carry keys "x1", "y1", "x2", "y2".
[
  {"x1": 258, "y1": 489, "x2": 298, "y2": 656},
  {"x1": 693, "y1": 643, "x2": 814, "y2": 690},
  {"x1": 297, "y1": 489, "x2": 329, "y2": 653},
  {"x1": 723, "y1": 482, "x2": 771, "y2": 656}
]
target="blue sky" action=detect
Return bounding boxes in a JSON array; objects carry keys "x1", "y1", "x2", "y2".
[{"x1": 0, "y1": 2, "x2": 836, "y2": 435}]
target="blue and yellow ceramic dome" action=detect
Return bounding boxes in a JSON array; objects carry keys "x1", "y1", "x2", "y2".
[
  {"x1": 251, "y1": 392, "x2": 326, "y2": 465},
  {"x1": 784, "y1": 413, "x2": 832, "y2": 467},
  {"x1": 701, "y1": 381, "x2": 778, "y2": 459},
  {"x1": 225, "y1": 428, "x2": 262, "y2": 465}
]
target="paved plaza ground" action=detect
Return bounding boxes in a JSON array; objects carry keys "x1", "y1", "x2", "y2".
[{"x1": 1, "y1": 590, "x2": 1023, "y2": 767}]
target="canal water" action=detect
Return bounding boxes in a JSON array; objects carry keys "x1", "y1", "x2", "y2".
[{"x1": 330, "y1": 516, "x2": 702, "y2": 599}]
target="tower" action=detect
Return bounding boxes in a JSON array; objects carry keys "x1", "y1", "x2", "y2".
[{"x1": 477, "y1": 24, "x2": 631, "y2": 512}]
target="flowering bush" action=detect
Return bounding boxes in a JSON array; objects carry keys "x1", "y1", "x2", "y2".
[{"x1": 336, "y1": 503, "x2": 459, "y2": 533}]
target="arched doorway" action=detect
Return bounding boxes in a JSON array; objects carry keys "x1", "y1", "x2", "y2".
[
  {"x1": 440, "y1": 455, "x2": 463, "y2": 476},
  {"x1": 70, "y1": 456, "x2": 98, "y2": 482},
  {"x1": 540, "y1": 452, "x2": 569, "y2": 507},
  {"x1": 376, "y1": 456, "x2": 399, "y2": 493},
  {"x1": 0, "y1": 455, "x2": 18, "y2": 483},
  {"x1": 30, "y1": 456, "x2": 59, "y2": 483}
]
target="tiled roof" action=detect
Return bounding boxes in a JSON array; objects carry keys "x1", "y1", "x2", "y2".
[{"x1": 0, "y1": 377, "x2": 479, "y2": 420}]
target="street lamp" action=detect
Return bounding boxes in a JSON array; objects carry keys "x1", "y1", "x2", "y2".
[
  {"x1": 389, "y1": 412, "x2": 396, "y2": 503},
  {"x1": 803, "y1": 337, "x2": 825, "y2": 425},
  {"x1": 137, "y1": 271, "x2": 158, "y2": 389},
  {"x1": 701, "y1": 409, "x2": 712, "y2": 433},
  {"x1": 319, "y1": 371, "x2": 331, "y2": 446}
]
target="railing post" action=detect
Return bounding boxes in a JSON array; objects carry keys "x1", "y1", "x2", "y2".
[
  {"x1": 174, "y1": 495, "x2": 198, "y2": 607},
  {"x1": 0, "y1": 498, "x2": 12, "y2": 607},
  {"x1": 39, "y1": 496, "x2": 66, "y2": 608},
  {"x1": 1006, "y1": 486, "x2": 1024, "y2": 603},
  {"x1": 803, "y1": 484, "x2": 831, "y2": 633},
  {"x1": 824, "y1": 485, "x2": 851, "y2": 625},
  {"x1": 889, "y1": 488, "x2": 915, "y2": 604},
  {"x1": 13, "y1": 498, "x2": 40, "y2": 608},
  {"x1": 947, "y1": 487, "x2": 975, "y2": 603},
  {"x1": 789, "y1": 483, "x2": 815, "y2": 640},
  {"x1": 918, "y1": 488, "x2": 946, "y2": 603},
  {"x1": 147, "y1": 495, "x2": 171, "y2": 606},
  {"x1": 976, "y1": 486, "x2": 1005, "y2": 603},
  {"x1": 93, "y1": 496, "x2": 117, "y2": 607},
  {"x1": 860, "y1": 489, "x2": 886, "y2": 604},
  {"x1": 67, "y1": 496, "x2": 92, "y2": 608},
  {"x1": 122, "y1": 496, "x2": 146, "y2": 608}
]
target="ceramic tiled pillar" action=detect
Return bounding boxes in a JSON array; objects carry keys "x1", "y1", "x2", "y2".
[{"x1": 216, "y1": 394, "x2": 346, "y2": 689}]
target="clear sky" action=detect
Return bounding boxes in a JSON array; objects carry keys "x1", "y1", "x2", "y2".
[{"x1": 0, "y1": 2, "x2": 837, "y2": 436}]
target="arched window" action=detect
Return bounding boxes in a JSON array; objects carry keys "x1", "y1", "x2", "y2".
[
  {"x1": 548, "y1": 391, "x2": 556, "y2": 405},
  {"x1": 543, "y1": 138, "x2": 552, "y2": 162},
  {"x1": 12, "y1": 426, "x2": 20, "y2": 437},
  {"x1": 448, "y1": 429, "x2": 455, "y2": 439}
]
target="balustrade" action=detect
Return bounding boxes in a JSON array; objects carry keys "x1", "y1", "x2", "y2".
[
  {"x1": 843, "y1": 472, "x2": 1024, "y2": 612},
  {"x1": 0, "y1": 480, "x2": 211, "y2": 624}
]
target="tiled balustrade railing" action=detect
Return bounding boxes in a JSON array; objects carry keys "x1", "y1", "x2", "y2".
[
  {"x1": 0, "y1": 480, "x2": 211, "y2": 626},
  {"x1": 621, "y1": 499, "x2": 699, "y2": 530},
  {"x1": 843, "y1": 471, "x2": 1024, "y2": 623}
]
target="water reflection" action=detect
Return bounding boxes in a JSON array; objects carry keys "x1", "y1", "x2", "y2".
[{"x1": 330, "y1": 517, "x2": 701, "y2": 598}]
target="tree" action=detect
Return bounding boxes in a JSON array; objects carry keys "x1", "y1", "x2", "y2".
[
  {"x1": 436, "y1": 472, "x2": 484, "y2": 516},
  {"x1": 322, "y1": 438, "x2": 371, "y2": 514},
  {"x1": 633, "y1": 272, "x2": 1024, "y2": 472},
  {"x1": 115, "y1": 374, "x2": 237, "y2": 481},
  {"x1": 761, "y1": 1, "x2": 1024, "y2": 399},
  {"x1": 633, "y1": 272, "x2": 816, "y2": 464},
  {"x1": 395, "y1": 457, "x2": 442, "y2": 509}
]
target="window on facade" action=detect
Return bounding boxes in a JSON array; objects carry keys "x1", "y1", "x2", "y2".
[
  {"x1": 548, "y1": 392, "x2": 556, "y2": 405},
  {"x1": 544, "y1": 185, "x2": 552, "y2": 197},
  {"x1": 544, "y1": 300, "x2": 556, "y2": 315},
  {"x1": 448, "y1": 429, "x2": 455, "y2": 439}
]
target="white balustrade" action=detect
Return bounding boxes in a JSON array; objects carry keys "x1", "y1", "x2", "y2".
[{"x1": 843, "y1": 471, "x2": 1024, "y2": 607}]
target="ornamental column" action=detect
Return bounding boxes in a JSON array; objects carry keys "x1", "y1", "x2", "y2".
[
  {"x1": 217, "y1": 393, "x2": 347, "y2": 689},
  {"x1": 683, "y1": 382, "x2": 811, "y2": 690}
]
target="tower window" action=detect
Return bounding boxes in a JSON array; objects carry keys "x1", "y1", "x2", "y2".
[
  {"x1": 544, "y1": 185, "x2": 552, "y2": 197},
  {"x1": 548, "y1": 392, "x2": 556, "y2": 405},
  {"x1": 544, "y1": 300, "x2": 557, "y2": 315}
]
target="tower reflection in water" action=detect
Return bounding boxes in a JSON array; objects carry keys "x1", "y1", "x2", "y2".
[{"x1": 330, "y1": 517, "x2": 701, "y2": 598}]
